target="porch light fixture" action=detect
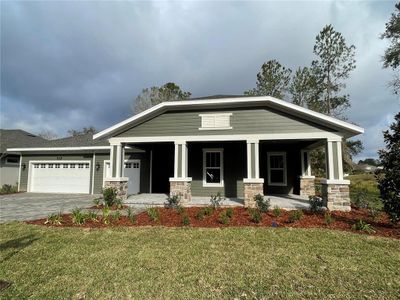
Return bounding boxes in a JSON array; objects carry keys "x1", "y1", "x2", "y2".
[
  {"x1": 96, "y1": 162, "x2": 100, "y2": 171},
  {"x1": 22, "y1": 163, "x2": 26, "y2": 170}
]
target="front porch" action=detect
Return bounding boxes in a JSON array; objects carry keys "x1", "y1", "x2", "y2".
[{"x1": 125, "y1": 193, "x2": 310, "y2": 210}]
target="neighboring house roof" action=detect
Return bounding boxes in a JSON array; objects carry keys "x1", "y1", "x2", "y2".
[
  {"x1": 94, "y1": 96, "x2": 364, "y2": 140},
  {"x1": 0, "y1": 129, "x2": 48, "y2": 154}
]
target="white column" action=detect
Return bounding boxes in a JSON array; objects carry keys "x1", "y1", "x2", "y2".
[
  {"x1": 337, "y1": 141, "x2": 344, "y2": 180},
  {"x1": 174, "y1": 142, "x2": 179, "y2": 178},
  {"x1": 301, "y1": 150, "x2": 312, "y2": 177},
  {"x1": 326, "y1": 140, "x2": 334, "y2": 180},
  {"x1": 115, "y1": 144, "x2": 122, "y2": 178},
  {"x1": 247, "y1": 141, "x2": 252, "y2": 178},
  {"x1": 182, "y1": 142, "x2": 188, "y2": 178},
  {"x1": 254, "y1": 141, "x2": 260, "y2": 178},
  {"x1": 110, "y1": 145, "x2": 114, "y2": 178}
]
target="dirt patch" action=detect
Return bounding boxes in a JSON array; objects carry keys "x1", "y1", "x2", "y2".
[
  {"x1": 26, "y1": 207, "x2": 400, "y2": 239},
  {"x1": 0, "y1": 280, "x2": 12, "y2": 292}
]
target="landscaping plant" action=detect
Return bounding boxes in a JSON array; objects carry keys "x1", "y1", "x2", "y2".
[
  {"x1": 112, "y1": 211, "x2": 121, "y2": 222},
  {"x1": 352, "y1": 219, "x2": 376, "y2": 234},
  {"x1": 182, "y1": 214, "x2": 190, "y2": 226},
  {"x1": 249, "y1": 208, "x2": 262, "y2": 223},
  {"x1": 0, "y1": 184, "x2": 18, "y2": 194},
  {"x1": 92, "y1": 197, "x2": 102, "y2": 207},
  {"x1": 218, "y1": 211, "x2": 230, "y2": 225},
  {"x1": 103, "y1": 187, "x2": 117, "y2": 207},
  {"x1": 324, "y1": 212, "x2": 334, "y2": 225},
  {"x1": 44, "y1": 212, "x2": 62, "y2": 225},
  {"x1": 86, "y1": 211, "x2": 98, "y2": 222},
  {"x1": 176, "y1": 205, "x2": 185, "y2": 215},
  {"x1": 195, "y1": 209, "x2": 205, "y2": 221},
  {"x1": 166, "y1": 194, "x2": 181, "y2": 208},
  {"x1": 204, "y1": 206, "x2": 214, "y2": 216},
  {"x1": 225, "y1": 207, "x2": 234, "y2": 218},
  {"x1": 102, "y1": 206, "x2": 110, "y2": 225},
  {"x1": 127, "y1": 207, "x2": 136, "y2": 224},
  {"x1": 71, "y1": 208, "x2": 86, "y2": 225},
  {"x1": 288, "y1": 210, "x2": 303, "y2": 223},
  {"x1": 115, "y1": 198, "x2": 123, "y2": 209},
  {"x1": 254, "y1": 194, "x2": 270, "y2": 213},
  {"x1": 147, "y1": 207, "x2": 160, "y2": 222},
  {"x1": 309, "y1": 196, "x2": 324, "y2": 213},
  {"x1": 272, "y1": 205, "x2": 282, "y2": 217},
  {"x1": 210, "y1": 192, "x2": 223, "y2": 209}
]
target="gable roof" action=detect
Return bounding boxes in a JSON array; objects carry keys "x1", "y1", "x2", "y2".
[
  {"x1": 0, "y1": 129, "x2": 48, "y2": 153},
  {"x1": 93, "y1": 96, "x2": 364, "y2": 140}
]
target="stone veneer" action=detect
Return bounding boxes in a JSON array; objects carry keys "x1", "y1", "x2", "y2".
[
  {"x1": 321, "y1": 183, "x2": 351, "y2": 211},
  {"x1": 243, "y1": 181, "x2": 264, "y2": 208},
  {"x1": 299, "y1": 177, "x2": 316, "y2": 197},
  {"x1": 170, "y1": 180, "x2": 192, "y2": 206},
  {"x1": 104, "y1": 179, "x2": 128, "y2": 200}
]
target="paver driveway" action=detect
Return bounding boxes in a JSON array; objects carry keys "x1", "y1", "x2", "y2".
[{"x1": 0, "y1": 193, "x2": 98, "y2": 222}]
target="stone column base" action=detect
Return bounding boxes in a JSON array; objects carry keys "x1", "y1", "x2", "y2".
[
  {"x1": 299, "y1": 176, "x2": 316, "y2": 197},
  {"x1": 169, "y1": 178, "x2": 192, "y2": 206},
  {"x1": 104, "y1": 178, "x2": 129, "y2": 200},
  {"x1": 243, "y1": 178, "x2": 264, "y2": 208},
  {"x1": 321, "y1": 180, "x2": 351, "y2": 211}
]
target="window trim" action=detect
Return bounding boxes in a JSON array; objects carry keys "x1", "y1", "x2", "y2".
[
  {"x1": 199, "y1": 113, "x2": 232, "y2": 130},
  {"x1": 202, "y1": 148, "x2": 224, "y2": 187},
  {"x1": 5, "y1": 156, "x2": 19, "y2": 165},
  {"x1": 267, "y1": 152, "x2": 287, "y2": 186}
]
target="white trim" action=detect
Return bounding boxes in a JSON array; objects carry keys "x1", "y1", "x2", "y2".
[
  {"x1": 243, "y1": 178, "x2": 264, "y2": 184},
  {"x1": 254, "y1": 141, "x2": 260, "y2": 178},
  {"x1": 267, "y1": 152, "x2": 287, "y2": 186},
  {"x1": 198, "y1": 113, "x2": 233, "y2": 117},
  {"x1": 300, "y1": 150, "x2": 312, "y2": 177},
  {"x1": 104, "y1": 177, "x2": 129, "y2": 182},
  {"x1": 198, "y1": 127, "x2": 233, "y2": 131},
  {"x1": 149, "y1": 149, "x2": 153, "y2": 193},
  {"x1": 7, "y1": 146, "x2": 111, "y2": 152},
  {"x1": 336, "y1": 141, "x2": 344, "y2": 180},
  {"x1": 27, "y1": 160, "x2": 91, "y2": 193},
  {"x1": 94, "y1": 96, "x2": 364, "y2": 140},
  {"x1": 327, "y1": 141, "x2": 334, "y2": 180},
  {"x1": 203, "y1": 148, "x2": 224, "y2": 187},
  {"x1": 320, "y1": 179, "x2": 350, "y2": 185},
  {"x1": 116, "y1": 145, "x2": 122, "y2": 178},
  {"x1": 182, "y1": 143, "x2": 188, "y2": 178},
  {"x1": 91, "y1": 153, "x2": 95, "y2": 194},
  {"x1": 17, "y1": 156, "x2": 22, "y2": 192},
  {"x1": 174, "y1": 143, "x2": 179, "y2": 178},
  {"x1": 110, "y1": 146, "x2": 114, "y2": 178},
  {"x1": 299, "y1": 175, "x2": 315, "y2": 179},
  {"x1": 169, "y1": 177, "x2": 192, "y2": 182},
  {"x1": 109, "y1": 132, "x2": 343, "y2": 145},
  {"x1": 246, "y1": 142, "x2": 251, "y2": 178}
]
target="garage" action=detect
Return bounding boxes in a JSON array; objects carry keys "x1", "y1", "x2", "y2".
[{"x1": 29, "y1": 161, "x2": 91, "y2": 194}]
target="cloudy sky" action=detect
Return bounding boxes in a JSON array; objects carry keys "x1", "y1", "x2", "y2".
[{"x1": 1, "y1": 1, "x2": 399, "y2": 160}]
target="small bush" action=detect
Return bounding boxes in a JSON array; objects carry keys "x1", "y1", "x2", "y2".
[
  {"x1": 127, "y1": 207, "x2": 136, "y2": 224},
  {"x1": 92, "y1": 197, "x2": 102, "y2": 207},
  {"x1": 102, "y1": 206, "x2": 110, "y2": 225},
  {"x1": 112, "y1": 211, "x2": 121, "y2": 222},
  {"x1": 254, "y1": 194, "x2": 270, "y2": 213},
  {"x1": 167, "y1": 194, "x2": 181, "y2": 208},
  {"x1": 103, "y1": 187, "x2": 117, "y2": 207},
  {"x1": 176, "y1": 205, "x2": 185, "y2": 215},
  {"x1": 225, "y1": 207, "x2": 234, "y2": 218},
  {"x1": 272, "y1": 205, "x2": 282, "y2": 217},
  {"x1": 195, "y1": 209, "x2": 205, "y2": 221},
  {"x1": 288, "y1": 210, "x2": 303, "y2": 223},
  {"x1": 324, "y1": 212, "x2": 334, "y2": 225},
  {"x1": 352, "y1": 219, "x2": 375, "y2": 233},
  {"x1": 309, "y1": 196, "x2": 324, "y2": 213},
  {"x1": 352, "y1": 188, "x2": 369, "y2": 209},
  {"x1": 204, "y1": 206, "x2": 214, "y2": 216},
  {"x1": 368, "y1": 205, "x2": 381, "y2": 221},
  {"x1": 249, "y1": 208, "x2": 262, "y2": 223},
  {"x1": 147, "y1": 207, "x2": 160, "y2": 222},
  {"x1": 44, "y1": 212, "x2": 62, "y2": 225},
  {"x1": 115, "y1": 198, "x2": 123, "y2": 209},
  {"x1": 210, "y1": 192, "x2": 223, "y2": 209},
  {"x1": 0, "y1": 184, "x2": 18, "y2": 194},
  {"x1": 182, "y1": 214, "x2": 190, "y2": 226},
  {"x1": 218, "y1": 211, "x2": 230, "y2": 225},
  {"x1": 86, "y1": 211, "x2": 98, "y2": 222},
  {"x1": 71, "y1": 208, "x2": 86, "y2": 225}
]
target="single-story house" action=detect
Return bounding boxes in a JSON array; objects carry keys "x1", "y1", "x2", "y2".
[{"x1": 7, "y1": 96, "x2": 364, "y2": 211}]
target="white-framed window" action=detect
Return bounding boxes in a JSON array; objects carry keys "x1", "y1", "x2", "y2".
[
  {"x1": 199, "y1": 113, "x2": 232, "y2": 130},
  {"x1": 48, "y1": 164, "x2": 53, "y2": 168},
  {"x1": 34, "y1": 164, "x2": 39, "y2": 168},
  {"x1": 40, "y1": 164, "x2": 46, "y2": 168},
  {"x1": 203, "y1": 149, "x2": 224, "y2": 187},
  {"x1": 5, "y1": 156, "x2": 19, "y2": 165},
  {"x1": 267, "y1": 152, "x2": 287, "y2": 186},
  {"x1": 55, "y1": 164, "x2": 60, "y2": 169},
  {"x1": 85, "y1": 164, "x2": 90, "y2": 169},
  {"x1": 63, "y1": 164, "x2": 68, "y2": 168},
  {"x1": 70, "y1": 164, "x2": 75, "y2": 169}
]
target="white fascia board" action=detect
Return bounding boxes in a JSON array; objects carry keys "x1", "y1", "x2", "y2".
[
  {"x1": 93, "y1": 96, "x2": 364, "y2": 140},
  {"x1": 7, "y1": 146, "x2": 111, "y2": 152}
]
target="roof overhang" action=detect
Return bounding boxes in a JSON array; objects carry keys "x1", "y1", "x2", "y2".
[{"x1": 93, "y1": 96, "x2": 364, "y2": 140}]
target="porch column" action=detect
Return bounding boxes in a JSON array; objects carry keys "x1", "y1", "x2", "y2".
[
  {"x1": 170, "y1": 141, "x2": 192, "y2": 206},
  {"x1": 243, "y1": 140, "x2": 264, "y2": 208},
  {"x1": 299, "y1": 150, "x2": 315, "y2": 197},
  {"x1": 104, "y1": 143, "x2": 128, "y2": 200},
  {"x1": 321, "y1": 139, "x2": 350, "y2": 211}
]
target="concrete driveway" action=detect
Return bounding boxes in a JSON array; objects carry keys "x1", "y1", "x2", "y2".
[{"x1": 0, "y1": 193, "x2": 98, "y2": 223}]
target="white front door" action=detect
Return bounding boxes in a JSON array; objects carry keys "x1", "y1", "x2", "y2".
[{"x1": 104, "y1": 160, "x2": 140, "y2": 195}]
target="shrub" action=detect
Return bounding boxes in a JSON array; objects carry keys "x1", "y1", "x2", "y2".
[
  {"x1": 218, "y1": 211, "x2": 230, "y2": 225},
  {"x1": 352, "y1": 188, "x2": 369, "y2": 209},
  {"x1": 368, "y1": 205, "x2": 381, "y2": 221},
  {"x1": 272, "y1": 205, "x2": 282, "y2": 217},
  {"x1": 103, "y1": 187, "x2": 117, "y2": 207},
  {"x1": 86, "y1": 211, "x2": 98, "y2": 222},
  {"x1": 102, "y1": 206, "x2": 110, "y2": 225},
  {"x1": 167, "y1": 194, "x2": 181, "y2": 208},
  {"x1": 195, "y1": 209, "x2": 205, "y2": 221},
  {"x1": 71, "y1": 208, "x2": 86, "y2": 225},
  {"x1": 44, "y1": 212, "x2": 62, "y2": 225},
  {"x1": 288, "y1": 210, "x2": 303, "y2": 223},
  {"x1": 204, "y1": 206, "x2": 214, "y2": 216},
  {"x1": 225, "y1": 207, "x2": 234, "y2": 218},
  {"x1": 254, "y1": 194, "x2": 270, "y2": 213},
  {"x1": 127, "y1": 207, "x2": 136, "y2": 224},
  {"x1": 92, "y1": 197, "x2": 102, "y2": 207},
  {"x1": 249, "y1": 208, "x2": 262, "y2": 223},
  {"x1": 309, "y1": 196, "x2": 324, "y2": 213},
  {"x1": 182, "y1": 214, "x2": 190, "y2": 226},
  {"x1": 352, "y1": 219, "x2": 375, "y2": 234},
  {"x1": 210, "y1": 192, "x2": 223, "y2": 209},
  {"x1": 147, "y1": 207, "x2": 160, "y2": 222},
  {"x1": 115, "y1": 198, "x2": 123, "y2": 209},
  {"x1": 176, "y1": 205, "x2": 185, "y2": 215},
  {"x1": 324, "y1": 212, "x2": 334, "y2": 225},
  {"x1": 112, "y1": 211, "x2": 121, "y2": 222},
  {"x1": 0, "y1": 184, "x2": 18, "y2": 194}
]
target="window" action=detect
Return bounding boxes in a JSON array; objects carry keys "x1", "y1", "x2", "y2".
[
  {"x1": 78, "y1": 164, "x2": 84, "y2": 169},
  {"x1": 125, "y1": 163, "x2": 131, "y2": 168},
  {"x1": 55, "y1": 164, "x2": 60, "y2": 169},
  {"x1": 63, "y1": 164, "x2": 68, "y2": 168},
  {"x1": 41, "y1": 164, "x2": 46, "y2": 168},
  {"x1": 34, "y1": 164, "x2": 39, "y2": 168},
  {"x1": 70, "y1": 164, "x2": 75, "y2": 169},
  {"x1": 267, "y1": 152, "x2": 287, "y2": 186},
  {"x1": 203, "y1": 149, "x2": 223, "y2": 187},
  {"x1": 6, "y1": 157, "x2": 19, "y2": 165},
  {"x1": 199, "y1": 113, "x2": 232, "y2": 130},
  {"x1": 85, "y1": 164, "x2": 90, "y2": 169},
  {"x1": 133, "y1": 162, "x2": 139, "y2": 168},
  {"x1": 48, "y1": 164, "x2": 53, "y2": 168}
]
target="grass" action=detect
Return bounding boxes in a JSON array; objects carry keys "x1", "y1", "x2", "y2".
[
  {"x1": 1, "y1": 223, "x2": 400, "y2": 299},
  {"x1": 347, "y1": 174, "x2": 382, "y2": 209}
]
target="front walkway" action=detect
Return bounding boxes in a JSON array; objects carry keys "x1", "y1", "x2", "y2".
[{"x1": 125, "y1": 193, "x2": 310, "y2": 210}]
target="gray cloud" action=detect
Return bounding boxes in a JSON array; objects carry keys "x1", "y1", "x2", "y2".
[{"x1": 1, "y1": 1, "x2": 399, "y2": 159}]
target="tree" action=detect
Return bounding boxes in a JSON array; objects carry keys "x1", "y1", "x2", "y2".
[
  {"x1": 289, "y1": 67, "x2": 322, "y2": 110},
  {"x1": 358, "y1": 158, "x2": 380, "y2": 166},
  {"x1": 132, "y1": 82, "x2": 191, "y2": 114},
  {"x1": 68, "y1": 126, "x2": 97, "y2": 137},
  {"x1": 311, "y1": 24, "x2": 356, "y2": 117},
  {"x1": 343, "y1": 140, "x2": 364, "y2": 172},
  {"x1": 244, "y1": 60, "x2": 292, "y2": 99},
  {"x1": 381, "y1": 2, "x2": 400, "y2": 94},
  {"x1": 377, "y1": 112, "x2": 400, "y2": 223},
  {"x1": 37, "y1": 130, "x2": 58, "y2": 140}
]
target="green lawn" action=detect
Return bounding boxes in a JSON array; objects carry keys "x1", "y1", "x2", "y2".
[{"x1": 1, "y1": 223, "x2": 399, "y2": 299}]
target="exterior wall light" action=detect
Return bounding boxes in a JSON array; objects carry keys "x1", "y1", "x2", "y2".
[
  {"x1": 22, "y1": 163, "x2": 26, "y2": 170},
  {"x1": 96, "y1": 162, "x2": 100, "y2": 171}
]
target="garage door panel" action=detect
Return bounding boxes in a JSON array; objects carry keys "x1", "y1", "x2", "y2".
[{"x1": 30, "y1": 162, "x2": 90, "y2": 194}]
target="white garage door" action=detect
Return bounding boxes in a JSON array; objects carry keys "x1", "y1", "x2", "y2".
[
  {"x1": 104, "y1": 160, "x2": 140, "y2": 195},
  {"x1": 30, "y1": 162, "x2": 91, "y2": 194}
]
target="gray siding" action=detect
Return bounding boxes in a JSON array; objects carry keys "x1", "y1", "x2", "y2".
[
  {"x1": 0, "y1": 156, "x2": 20, "y2": 186},
  {"x1": 116, "y1": 107, "x2": 333, "y2": 137},
  {"x1": 93, "y1": 153, "x2": 109, "y2": 194}
]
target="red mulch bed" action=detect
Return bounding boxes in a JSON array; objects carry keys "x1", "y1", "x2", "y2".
[
  {"x1": 88, "y1": 204, "x2": 128, "y2": 210},
  {"x1": 26, "y1": 207, "x2": 400, "y2": 239}
]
